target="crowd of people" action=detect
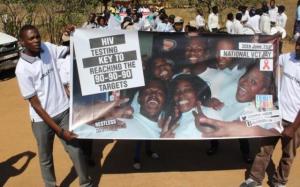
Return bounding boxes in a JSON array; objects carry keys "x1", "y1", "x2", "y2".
[
  {"x1": 13, "y1": 0, "x2": 300, "y2": 187},
  {"x1": 80, "y1": 0, "x2": 287, "y2": 37}
]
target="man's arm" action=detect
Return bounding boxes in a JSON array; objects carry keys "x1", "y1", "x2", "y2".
[
  {"x1": 29, "y1": 95, "x2": 76, "y2": 141},
  {"x1": 283, "y1": 110, "x2": 300, "y2": 138}
]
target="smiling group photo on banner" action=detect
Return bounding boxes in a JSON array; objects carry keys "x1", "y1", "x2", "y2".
[{"x1": 70, "y1": 29, "x2": 282, "y2": 139}]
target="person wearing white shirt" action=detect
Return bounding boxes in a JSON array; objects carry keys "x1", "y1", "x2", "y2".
[
  {"x1": 259, "y1": 6, "x2": 271, "y2": 35},
  {"x1": 166, "y1": 74, "x2": 222, "y2": 139},
  {"x1": 233, "y1": 13, "x2": 244, "y2": 35},
  {"x1": 247, "y1": 8, "x2": 261, "y2": 33},
  {"x1": 226, "y1": 13, "x2": 234, "y2": 34},
  {"x1": 15, "y1": 25, "x2": 91, "y2": 187},
  {"x1": 277, "y1": 5, "x2": 287, "y2": 29},
  {"x1": 241, "y1": 38, "x2": 300, "y2": 187},
  {"x1": 239, "y1": 5, "x2": 250, "y2": 23},
  {"x1": 155, "y1": 13, "x2": 170, "y2": 32},
  {"x1": 268, "y1": 0, "x2": 278, "y2": 23},
  {"x1": 195, "y1": 9, "x2": 205, "y2": 30},
  {"x1": 208, "y1": 6, "x2": 220, "y2": 32}
]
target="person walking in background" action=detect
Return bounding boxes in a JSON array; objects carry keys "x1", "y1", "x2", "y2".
[
  {"x1": 259, "y1": 5, "x2": 271, "y2": 35},
  {"x1": 226, "y1": 13, "x2": 234, "y2": 34},
  {"x1": 195, "y1": 9, "x2": 205, "y2": 31},
  {"x1": 208, "y1": 6, "x2": 220, "y2": 33}
]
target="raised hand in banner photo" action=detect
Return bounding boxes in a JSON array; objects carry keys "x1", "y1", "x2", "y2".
[
  {"x1": 73, "y1": 96, "x2": 130, "y2": 126},
  {"x1": 197, "y1": 117, "x2": 280, "y2": 138},
  {"x1": 204, "y1": 97, "x2": 224, "y2": 111},
  {"x1": 193, "y1": 102, "x2": 217, "y2": 134},
  {"x1": 159, "y1": 116, "x2": 179, "y2": 138}
]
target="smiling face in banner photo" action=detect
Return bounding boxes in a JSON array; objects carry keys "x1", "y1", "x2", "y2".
[{"x1": 71, "y1": 30, "x2": 282, "y2": 139}]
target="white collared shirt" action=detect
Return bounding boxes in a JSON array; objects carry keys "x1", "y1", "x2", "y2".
[
  {"x1": 259, "y1": 13, "x2": 271, "y2": 35},
  {"x1": 196, "y1": 14, "x2": 205, "y2": 28},
  {"x1": 208, "y1": 13, "x2": 219, "y2": 32},
  {"x1": 277, "y1": 12, "x2": 287, "y2": 29},
  {"x1": 15, "y1": 42, "x2": 69, "y2": 122}
]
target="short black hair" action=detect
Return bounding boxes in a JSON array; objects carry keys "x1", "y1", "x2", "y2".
[
  {"x1": 139, "y1": 78, "x2": 168, "y2": 97},
  {"x1": 278, "y1": 5, "x2": 285, "y2": 13},
  {"x1": 19, "y1": 24, "x2": 38, "y2": 39},
  {"x1": 244, "y1": 62, "x2": 273, "y2": 88},
  {"x1": 227, "y1": 13, "x2": 234, "y2": 21},
  {"x1": 236, "y1": 13, "x2": 243, "y2": 21},
  {"x1": 170, "y1": 74, "x2": 211, "y2": 104}
]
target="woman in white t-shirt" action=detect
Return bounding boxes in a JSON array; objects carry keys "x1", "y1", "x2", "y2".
[{"x1": 163, "y1": 74, "x2": 221, "y2": 139}]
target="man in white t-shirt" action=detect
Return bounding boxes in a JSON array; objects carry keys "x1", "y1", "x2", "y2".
[
  {"x1": 226, "y1": 13, "x2": 234, "y2": 34},
  {"x1": 240, "y1": 37, "x2": 300, "y2": 187},
  {"x1": 277, "y1": 5, "x2": 287, "y2": 29},
  {"x1": 208, "y1": 6, "x2": 220, "y2": 32},
  {"x1": 247, "y1": 8, "x2": 261, "y2": 33},
  {"x1": 195, "y1": 9, "x2": 205, "y2": 30},
  {"x1": 15, "y1": 25, "x2": 92, "y2": 187},
  {"x1": 259, "y1": 5, "x2": 271, "y2": 35},
  {"x1": 268, "y1": 0, "x2": 278, "y2": 23},
  {"x1": 233, "y1": 13, "x2": 244, "y2": 34}
]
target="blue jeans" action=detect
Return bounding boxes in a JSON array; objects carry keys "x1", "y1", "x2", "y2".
[{"x1": 32, "y1": 109, "x2": 92, "y2": 187}]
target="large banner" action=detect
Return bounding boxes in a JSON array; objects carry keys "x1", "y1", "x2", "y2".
[{"x1": 70, "y1": 29, "x2": 283, "y2": 139}]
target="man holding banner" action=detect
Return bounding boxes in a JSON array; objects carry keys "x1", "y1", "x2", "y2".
[
  {"x1": 240, "y1": 38, "x2": 300, "y2": 187},
  {"x1": 15, "y1": 25, "x2": 92, "y2": 187}
]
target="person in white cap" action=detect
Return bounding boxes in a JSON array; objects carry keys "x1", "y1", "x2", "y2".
[{"x1": 173, "y1": 16, "x2": 185, "y2": 32}]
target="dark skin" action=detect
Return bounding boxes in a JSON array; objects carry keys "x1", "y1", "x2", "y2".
[
  {"x1": 282, "y1": 111, "x2": 300, "y2": 139},
  {"x1": 282, "y1": 43, "x2": 300, "y2": 138},
  {"x1": 20, "y1": 28, "x2": 76, "y2": 141}
]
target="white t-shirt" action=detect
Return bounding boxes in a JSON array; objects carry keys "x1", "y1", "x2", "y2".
[
  {"x1": 226, "y1": 20, "x2": 234, "y2": 34},
  {"x1": 196, "y1": 14, "x2": 205, "y2": 28},
  {"x1": 208, "y1": 13, "x2": 219, "y2": 32},
  {"x1": 232, "y1": 20, "x2": 244, "y2": 34},
  {"x1": 15, "y1": 42, "x2": 69, "y2": 122},
  {"x1": 259, "y1": 13, "x2": 271, "y2": 35},
  {"x1": 268, "y1": 6, "x2": 278, "y2": 23},
  {"x1": 248, "y1": 15, "x2": 261, "y2": 33},
  {"x1": 276, "y1": 13, "x2": 287, "y2": 29},
  {"x1": 174, "y1": 106, "x2": 222, "y2": 139},
  {"x1": 278, "y1": 53, "x2": 300, "y2": 123},
  {"x1": 57, "y1": 55, "x2": 70, "y2": 85}
]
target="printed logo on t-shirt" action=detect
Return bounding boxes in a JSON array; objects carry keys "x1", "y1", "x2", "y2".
[{"x1": 40, "y1": 68, "x2": 54, "y2": 80}]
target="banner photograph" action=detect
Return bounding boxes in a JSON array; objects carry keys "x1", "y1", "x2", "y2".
[{"x1": 70, "y1": 29, "x2": 283, "y2": 139}]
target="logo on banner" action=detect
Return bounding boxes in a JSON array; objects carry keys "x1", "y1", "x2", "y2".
[
  {"x1": 260, "y1": 59, "x2": 273, "y2": 71},
  {"x1": 256, "y1": 95, "x2": 273, "y2": 110}
]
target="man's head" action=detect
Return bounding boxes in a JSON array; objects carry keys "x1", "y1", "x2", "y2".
[
  {"x1": 185, "y1": 37, "x2": 208, "y2": 64},
  {"x1": 236, "y1": 13, "x2": 243, "y2": 21},
  {"x1": 227, "y1": 13, "x2": 234, "y2": 21},
  {"x1": 19, "y1": 25, "x2": 41, "y2": 57},
  {"x1": 236, "y1": 64, "x2": 272, "y2": 102},
  {"x1": 270, "y1": 0, "x2": 275, "y2": 8},
  {"x1": 138, "y1": 79, "x2": 167, "y2": 121},
  {"x1": 278, "y1": 5, "x2": 285, "y2": 14},
  {"x1": 173, "y1": 16, "x2": 184, "y2": 32},
  {"x1": 215, "y1": 39, "x2": 236, "y2": 69},
  {"x1": 88, "y1": 13, "x2": 96, "y2": 23},
  {"x1": 212, "y1": 6, "x2": 218, "y2": 14}
]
